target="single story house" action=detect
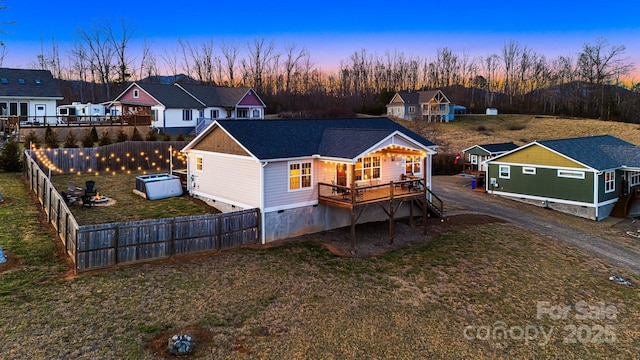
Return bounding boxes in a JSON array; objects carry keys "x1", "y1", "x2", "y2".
[
  {"x1": 462, "y1": 142, "x2": 519, "y2": 173},
  {"x1": 181, "y1": 117, "x2": 441, "y2": 246},
  {"x1": 0, "y1": 68, "x2": 63, "y2": 131},
  {"x1": 485, "y1": 135, "x2": 640, "y2": 220},
  {"x1": 386, "y1": 89, "x2": 452, "y2": 122},
  {"x1": 109, "y1": 82, "x2": 265, "y2": 135}
]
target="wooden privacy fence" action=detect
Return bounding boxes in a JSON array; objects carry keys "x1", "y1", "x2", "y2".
[
  {"x1": 30, "y1": 141, "x2": 189, "y2": 175},
  {"x1": 24, "y1": 151, "x2": 260, "y2": 274}
]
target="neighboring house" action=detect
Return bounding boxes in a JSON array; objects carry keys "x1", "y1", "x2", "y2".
[
  {"x1": 0, "y1": 68, "x2": 63, "y2": 130},
  {"x1": 181, "y1": 117, "x2": 440, "y2": 244},
  {"x1": 485, "y1": 135, "x2": 640, "y2": 221},
  {"x1": 177, "y1": 83, "x2": 265, "y2": 134},
  {"x1": 386, "y1": 89, "x2": 452, "y2": 122},
  {"x1": 109, "y1": 82, "x2": 265, "y2": 135},
  {"x1": 462, "y1": 142, "x2": 519, "y2": 173}
]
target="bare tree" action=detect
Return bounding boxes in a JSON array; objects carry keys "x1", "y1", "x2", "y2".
[
  {"x1": 161, "y1": 45, "x2": 180, "y2": 83},
  {"x1": 107, "y1": 18, "x2": 135, "y2": 84},
  {"x1": 282, "y1": 43, "x2": 308, "y2": 94},
  {"x1": 138, "y1": 38, "x2": 158, "y2": 81},
  {"x1": 78, "y1": 19, "x2": 116, "y2": 99},
  {"x1": 219, "y1": 40, "x2": 239, "y2": 86},
  {"x1": 241, "y1": 38, "x2": 276, "y2": 94},
  {"x1": 69, "y1": 42, "x2": 91, "y2": 102},
  {"x1": 577, "y1": 37, "x2": 633, "y2": 118}
]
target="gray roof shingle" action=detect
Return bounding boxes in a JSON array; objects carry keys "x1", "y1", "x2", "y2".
[
  {"x1": 136, "y1": 83, "x2": 204, "y2": 108},
  {"x1": 214, "y1": 117, "x2": 435, "y2": 160},
  {"x1": 538, "y1": 135, "x2": 638, "y2": 170},
  {"x1": 0, "y1": 68, "x2": 62, "y2": 98}
]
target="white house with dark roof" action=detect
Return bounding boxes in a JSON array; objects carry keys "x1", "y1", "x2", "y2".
[
  {"x1": 181, "y1": 117, "x2": 441, "y2": 247},
  {"x1": 0, "y1": 68, "x2": 63, "y2": 131},
  {"x1": 109, "y1": 82, "x2": 265, "y2": 135},
  {"x1": 386, "y1": 89, "x2": 451, "y2": 122}
]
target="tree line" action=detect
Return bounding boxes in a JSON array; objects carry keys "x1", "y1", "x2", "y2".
[{"x1": 26, "y1": 18, "x2": 640, "y2": 122}]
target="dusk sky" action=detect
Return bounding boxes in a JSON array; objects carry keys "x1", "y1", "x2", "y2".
[{"x1": 1, "y1": 0, "x2": 640, "y2": 78}]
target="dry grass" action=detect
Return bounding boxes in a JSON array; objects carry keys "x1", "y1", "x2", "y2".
[
  {"x1": 0, "y1": 217, "x2": 637, "y2": 359},
  {"x1": 403, "y1": 114, "x2": 640, "y2": 153}
]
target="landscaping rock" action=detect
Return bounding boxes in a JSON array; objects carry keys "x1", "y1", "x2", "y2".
[{"x1": 167, "y1": 334, "x2": 193, "y2": 355}]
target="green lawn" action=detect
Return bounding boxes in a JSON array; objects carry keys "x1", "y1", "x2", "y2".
[
  {"x1": 1, "y1": 172, "x2": 638, "y2": 359},
  {"x1": 49, "y1": 171, "x2": 217, "y2": 225}
]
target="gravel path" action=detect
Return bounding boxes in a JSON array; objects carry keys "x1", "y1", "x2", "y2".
[{"x1": 433, "y1": 175, "x2": 640, "y2": 275}]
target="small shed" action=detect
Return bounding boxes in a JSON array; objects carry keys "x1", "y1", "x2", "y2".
[{"x1": 486, "y1": 108, "x2": 498, "y2": 115}]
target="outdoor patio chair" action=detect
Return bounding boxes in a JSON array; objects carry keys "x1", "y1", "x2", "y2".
[
  {"x1": 81, "y1": 194, "x2": 95, "y2": 207},
  {"x1": 61, "y1": 191, "x2": 77, "y2": 204},
  {"x1": 67, "y1": 181, "x2": 83, "y2": 197},
  {"x1": 85, "y1": 180, "x2": 97, "y2": 197}
]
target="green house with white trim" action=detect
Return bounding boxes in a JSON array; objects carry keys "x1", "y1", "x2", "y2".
[{"x1": 485, "y1": 135, "x2": 640, "y2": 220}]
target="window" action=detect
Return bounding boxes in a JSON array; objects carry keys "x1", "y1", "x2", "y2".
[
  {"x1": 630, "y1": 171, "x2": 640, "y2": 186},
  {"x1": 405, "y1": 156, "x2": 421, "y2": 175},
  {"x1": 499, "y1": 165, "x2": 510, "y2": 179},
  {"x1": 195, "y1": 156, "x2": 203, "y2": 172},
  {"x1": 182, "y1": 109, "x2": 192, "y2": 121},
  {"x1": 522, "y1": 167, "x2": 536, "y2": 175},
  {"x1": 557, "y1": 170, "x2": 585, "y2": 179},
  {"x1": 210, "y1": 109, "x2": 218, "y2": 119},
  {"x1": 604, "y1": 170, "x2": 615, "y2": 193},
  {"x1": 226, "y1": 110, "x2": 232, "y2": 118},
  {"x1": 237, "y1": 109, "x2": 248, "y2": 118},
  {"x1": 289, "y1": 161, "x2": 312, "y2": 190},
  {"x1": 253, "y1": 109, "x2": 260, "y2": 118},
  {"x1": 9, "y1": 102, "x2": 17, "y2": 116},
  {"x1": 355, "y1": 156, "x2": 381, "y2": 181},
  {"x1": 199, "y1": 110, "x2": 204, "y2": 118},
  {"x1": 408, "y1": 106, "x2": 416, "y2": 114},
  {"x1": 133, "y1": 89, "x2": 139, "y2": 98},
  {"x1": 20, "y1": 103, "x2": 28, "y2": 116},
  {"x1": 470, "y1": 154, "x2": 478, "y2": 165}
]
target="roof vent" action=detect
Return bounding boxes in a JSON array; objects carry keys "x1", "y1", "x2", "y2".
[{"x1": 18, "y1": 78, "x2": 26, "y2": 85}]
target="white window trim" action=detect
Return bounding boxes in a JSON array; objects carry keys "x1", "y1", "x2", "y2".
[
  {"x1": 629, "y1": 171, "x2": 640, "y2": 186},
  {"x1": 470, "y1": 154, "x2": 478, "y2": 165},
  {"x1": 557, "y1": 170, "x2": 585, "y2": 179},
  {"x1": 183, "y1": 109, "x2": 192, "y2": 121},
  {"x1": 522, "y1": 167, "x2": 536, "y2": 175},
  {"x1": 195, "y1": 156, "x2": 203, "y2": 172},
  {"x1": 604, "y1": 170, "x2": 615, "y2": 193},
  {"x1": 133, "y1": 89, "x2": 139, "y2": 98},
  {"x1": 355, "y1": 155, "x2": 382, "y2": 181},
  {"x1": 499, "y1": 165, "x2": 510, "y2": 179},
  {"x1": 288, "y1": 161, "x2": 313, "y2": 191},
  {"x1": 404, "y1": 155, "x2": 422, "y2": 176}
]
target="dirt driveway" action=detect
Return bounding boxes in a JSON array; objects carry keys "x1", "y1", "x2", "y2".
[{"x1": 433, "y1": 175, "x2": 640, "y2": 275}]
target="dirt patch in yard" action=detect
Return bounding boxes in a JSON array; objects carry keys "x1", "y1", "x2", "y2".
[{"x1": 268, "y1": 214, "x2": 505, "y2": 258}]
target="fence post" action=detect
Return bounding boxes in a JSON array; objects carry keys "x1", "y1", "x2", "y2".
[
  {"x1": 114, "y1": 224, "x2": 119, "y2": 267},
  {"x1": 216, "y1": 214, "x2": 222, "y2": 251}
]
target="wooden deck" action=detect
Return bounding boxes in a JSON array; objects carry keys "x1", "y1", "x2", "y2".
[
  {"x1": 317, "y1": 179, "x2": 443, "y2": 254},
  {"x1": 318, "y1": 179, "x2": 443, "y2": 216}
]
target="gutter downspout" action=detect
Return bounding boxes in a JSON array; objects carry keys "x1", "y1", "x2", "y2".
[{"x1": 260, "y1": 161, "x2": 268, "y2": 244}]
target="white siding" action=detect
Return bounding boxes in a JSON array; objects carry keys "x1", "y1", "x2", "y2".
[
  {"x1": 164, "y1": 108, "x2": 196, "y2": 128},
  {"x1": 190, "y1": 150, "x2": 261, "y2": 208},
  {"x1": 264, "y1": 159, "x2": 319, "y2": 210}
]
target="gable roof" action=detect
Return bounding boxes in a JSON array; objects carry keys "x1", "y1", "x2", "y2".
[
  {"x1": 389, "y1": 89, "x2": 450, "y2": 106},
  {"x1": 463, "y1": 142, "x2": 519, "y2": 154},
  {"x1": 134, "y1": 82, "x2": 205, "y2": 108},
  {"x1": 183, "y1": 117, "x2": 436, "y2": 161},
  {"x1": 538, "y1": 135, "x2": 640, "y2": 170},
  {"x1": 490, "y1": 135, "x2": 640, "y2": 171},
  {"x1": 0, "y1": 68, "x2": 62, "y2": 99},
  {"x1": 177, "y1": 84, "x2": 263, "y2": 108}
]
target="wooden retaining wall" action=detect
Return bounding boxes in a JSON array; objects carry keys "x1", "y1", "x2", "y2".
[{"x1": 24, "y1": 151, "x2": 260, "y2": 274}]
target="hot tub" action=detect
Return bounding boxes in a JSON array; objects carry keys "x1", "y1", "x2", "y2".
[{"x1": 135, "y1": 173, "x2": 183, "y2": 200}]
